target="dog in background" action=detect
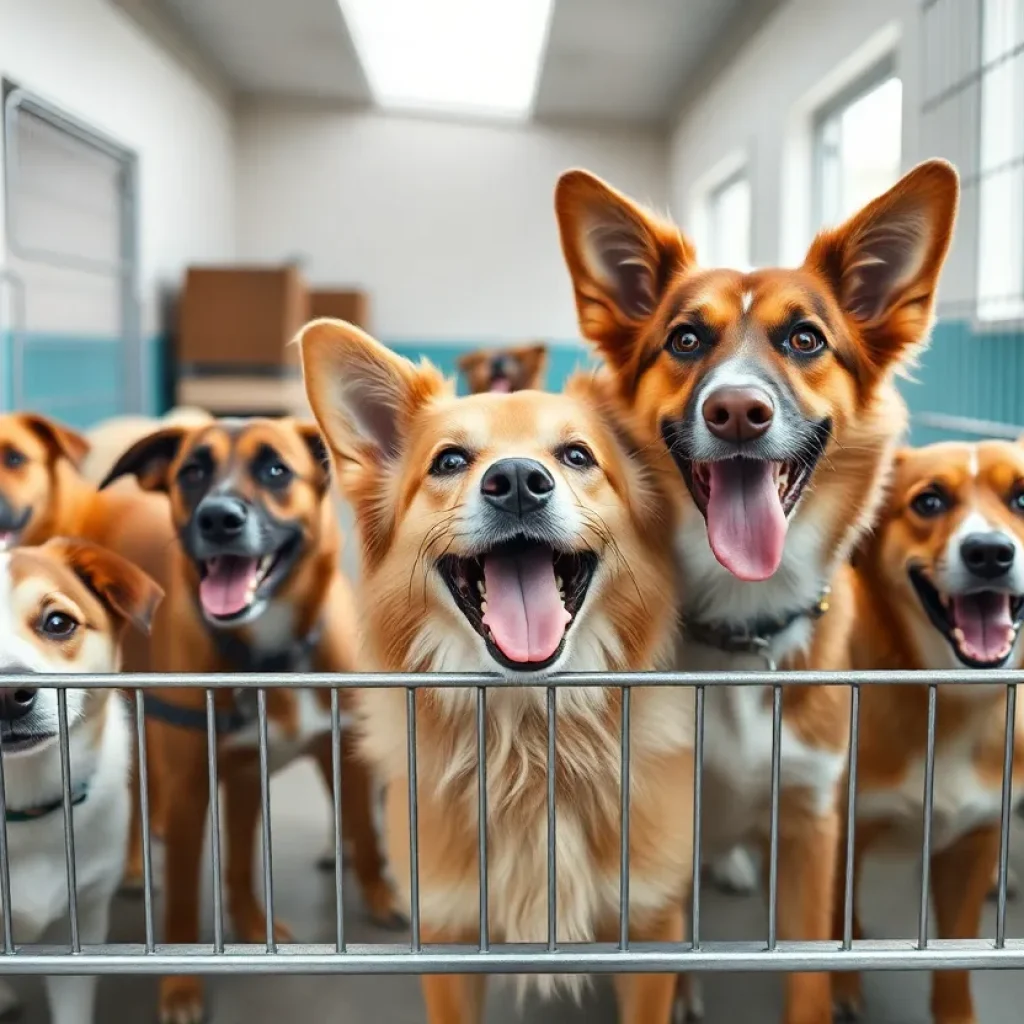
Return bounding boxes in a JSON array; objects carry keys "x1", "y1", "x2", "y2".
[
  {"x1": 0, "y1": 538, "x2": 161, "y2": 1024},
  {"x1": 838, "y1": 440, "x2": 1024, "y2": 1024},
  {"x1": 457, "y1": 342, "x2": 548, "y2": 393},
  {"x1": 555, "y1": 160, "x2": 959, "y2": 1024},
  {"x1": 101, "y1": 416, "x2": 398, "y2": 1024},
  {"x1": 301, "y1": 318, "x2": 694, "y2": 1024}
]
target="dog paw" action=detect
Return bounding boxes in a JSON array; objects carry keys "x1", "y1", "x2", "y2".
[
  {"x1": 159, "y1": 978, "x2": 204, "y2": 1024},
  {"x1": 0, "y1": 979, "x2": 22, "y2": 1021},
  {"x1": 833, "y1": 995, "x2": 863, "y2": 1022},
  {"x1": 364, "y1": 881, "x2": 408, "y2": 930},
  {"x1": 673, "y1": 976, "x2": 704, "y2": 1023},
  {"x1": 232, "y1": 908, "x2": 294, "y2": 945},
  {"x1": 987, "y1": 863, "x2": 1019, "y2": 902},
  {"x1": 707, "y1": 846, "x2": 758, "y2": 895}
]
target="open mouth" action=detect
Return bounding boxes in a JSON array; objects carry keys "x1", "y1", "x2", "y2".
[
  {"x1": 489, "y1": 375, "x2": 513, "y2": 393},
  {"x1": 437, "y1": 538, "x2": 598, "y2": 671},
  {"x1": 909, "y1": 566, "x2": 1024, "y2": 668},
  {"x1": 197, "y1": 538, "x2": 299, "y2": 623}
]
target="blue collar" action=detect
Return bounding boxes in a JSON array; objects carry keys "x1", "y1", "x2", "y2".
[{"x1": 6, "y1": 779, "x2": 89, "y2": 823}]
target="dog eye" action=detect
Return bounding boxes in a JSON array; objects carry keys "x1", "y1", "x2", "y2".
[
  {"x1": 431, "y1": 448, "x2": 471, "y2": 476},
  {"x1": 911, "y1": 489, "x2": 949, "y2": 518},
  {"x1": 560, "y1": 444, "x2": 596, "y2": 470},
  {"x1": 1011, "y1": 489, "x2": 1024, "y2": 513},
  {"x1": 3, "y1": 448, "x2": 25, "y2": 470},
  {"x1": 40, "y1": 611, "x2": 77, "y2": 638},
  {"x1": 178, "y1": 461, "x2": 208, "y2": 487},
  {"x1": 786, "y1": 325, "x2": 826, "y2": 356},
  {"x1": 666, "y1": 326, "x2": 703, "y2": 358},
  {"x1": 258, "y1": 461, "x2": 292, "y2": 487}
]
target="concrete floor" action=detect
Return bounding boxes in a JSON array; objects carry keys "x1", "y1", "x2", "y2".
[{"x1": 6, "y1": 758, "x2": 1024, "y2": 1023}]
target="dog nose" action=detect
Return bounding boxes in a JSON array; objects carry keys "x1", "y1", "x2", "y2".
[
  {"x1": 196, "y1": 497, "x2": 249, "y2": 543},
  {"x1": 702, "y1": 386, "x2": 774, "y2": 442},
  {"x1": 0, "y1": 688, "x2": 36, "y2": 722},
  {"x1": 961, "y1": 532, "x2": 1016, "y2": 580},
  {"x1": 480, "y1": 458, "x2": 555, "y2": 517}
]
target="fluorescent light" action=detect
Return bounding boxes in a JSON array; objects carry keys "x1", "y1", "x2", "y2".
[{"x1": 339, "y1": 0, "x2": 554, "y2": 120}]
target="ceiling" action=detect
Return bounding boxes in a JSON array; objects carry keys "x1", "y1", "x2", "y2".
[{"x1": 149, "y1": 0, "x2": 781, "y2": 126}]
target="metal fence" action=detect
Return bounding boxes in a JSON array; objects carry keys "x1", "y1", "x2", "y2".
[{"x1": 0, "y1": 668, "x2": 1020, "y2": 978}]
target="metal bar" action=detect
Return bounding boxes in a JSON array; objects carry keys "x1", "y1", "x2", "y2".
[
  {"x1": 7, "y1": 668, "x2": 1024, "y2": 689},
  {"x1": 330, "y1": 689, "x2": 345, "y2": 953},
  {"x1": 619, "y1": 686, "x2": 631, "y2": 951},
  {"x1": 912, "y1": 411, "x2": 1024, "y2": 441},
  {"x1": 996, "y1": 684, "x2": 1017, "y2": 948},
  {"x1": 257, "y1": 690, "x2": 276, "y2": 953},
  {"x1": 691, "y1": 685, "x2": 705, "y2": 951},
  {"x1": 547, "y1": 685, "x2": 558, "y2": 952},
  {"x1": 843, "y1": 685, "x2": 861, "y2": 951},
  {"x1": 406, "y1": 688, "x2": 421, "y2": 953},
  {"x1": 206, "y1": 689, "x2": 225, "y2": 954},
  {"x1": 922, "y1": 38, "x2": 1024, "y2": 113},
  {"x1": 918, "y1": 685, "x2": 939, "y2": 949},
  {"x1": 767, "y1": 685, "x2": 783, "y2": 951},
  {"x1": 0, "y1": 938, "x2": 1022, "y2": 975},
  {"x1": 134, "y1": 691, "x2": 156, "y2": 952},
  {"x1": 56, "y1": 690, "x2": 79, "y2": 952},
  {"x1": 476, "y1": 687, "x2": 489, "y2": 953},
  {"x1": 0, "y1": 726, "x2": 13, "y2": 952}
]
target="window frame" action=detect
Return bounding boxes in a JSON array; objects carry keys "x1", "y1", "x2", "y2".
[{"x1": 704, "y1": 166, "x2": 752, "y2": 270}]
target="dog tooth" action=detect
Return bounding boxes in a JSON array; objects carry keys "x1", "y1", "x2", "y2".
[
  {"x1": 480, "y1": 599, "x2": 488, "y2": 613},
  {"x1": 476, "y1": 580, "x2": 485, "y2": 596}
]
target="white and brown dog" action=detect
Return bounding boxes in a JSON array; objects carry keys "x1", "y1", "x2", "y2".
[{"x1": 0, "y1": 538, "x2": 161, "y2": 1024}]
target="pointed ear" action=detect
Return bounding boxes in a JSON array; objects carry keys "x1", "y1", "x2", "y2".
[
  {"x1": 804, "y1": 159, "x2": 959, "y2": 372},
  {"x1": 456, "y1": 350, "x2": 487, "y2": 373},
  {"x1": 298, "y1": 318, "x2": 446, "y2": 476},
  {"x1": 555, "y1": 170, "x2": 696, "y2": 368},
  {"x1": 18, "y1": 415, "x2": 90, "y2": 468},
  {"x1": 45, "y1": 538, "x2": 164, "y2": 635},
  {"x1": 99, "y1": 427, "x2": 188, "y2": 492}
]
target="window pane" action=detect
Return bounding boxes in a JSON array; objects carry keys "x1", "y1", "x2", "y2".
[{"x1": 708, "y1": 176, "x2": 751, "y2": 269}]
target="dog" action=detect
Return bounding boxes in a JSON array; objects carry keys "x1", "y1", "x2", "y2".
[
  {"x1": 837, "y1": 440, "x2": 1024, "y2": 1024},
  {"x1": 457, "y1": 342, "x2": 548, "y2": 393},
  {"x1": 554, "y1": 159, "x2": 959, "y2": 1024},
  {"x1": 100, "y1": 416, "x2": 399, "y2": 1024},
  {"x1": 300, "y1": 318, "x2": 695, "y2": 1024},
  {"x1": 0, "y1": 537, "x2": 161, "y2": 1024}
]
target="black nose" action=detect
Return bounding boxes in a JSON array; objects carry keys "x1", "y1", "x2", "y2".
[
  {"x1": 480, "y1": 458, "x2": 555, "y2": 518},
  {"x1": 196, "y1": 496, "x2": 249, "y2": 543},
  {"x1": 961, "y1": 532, "x2": 1016, "y2": 580},
  {"x1": 0, "y1": 688, "x2": 36, "y2": 722}
]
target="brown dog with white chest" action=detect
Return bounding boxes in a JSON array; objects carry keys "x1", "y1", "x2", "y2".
[
  {"x1": 457, "y1": 342, "x2": 548, "y2": 393},
  {"x1": 101, "y1": 416, "x2": 399, "y2": 1024},
  {"x1": 839, "y1": 440, "x2": 1024, "y2": 1024}
]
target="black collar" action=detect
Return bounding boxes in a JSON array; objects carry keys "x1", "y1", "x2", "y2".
[
  {"x1": 207, "y1": 618, "x2": 323, "y2": 674},
  {"x1": 6, "y1": 778, "x2": 89, "y2": 823},
  {"x1": 682, "y1": 585, "x2": 832, "y2": 666}
]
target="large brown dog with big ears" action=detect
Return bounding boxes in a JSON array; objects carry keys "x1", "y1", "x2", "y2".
[
  {"x1": 555, "y1": 160, "x2": 959, "y2": 1024},
  {"x1": 102, "y1": 417, "x2": 399, "y2": 1024}
]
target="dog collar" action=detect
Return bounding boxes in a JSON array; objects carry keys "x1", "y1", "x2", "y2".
[
  {"x1": 208, "y1": 619, "x2": 323, "y2": 674},
  {"x1": 682, "y1": 585, "x2": 832, "y2": 666},
  {"x1": 6, "y1": 779, "x2": 89, "y2": 823}
]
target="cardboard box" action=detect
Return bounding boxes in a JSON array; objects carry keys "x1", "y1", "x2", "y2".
[
  {"x1": 178, "y1": 266, "x2": 309, "y2": 369},
  {"x1": 309, "y1": 289, "x2": 370, "y2": 330}
]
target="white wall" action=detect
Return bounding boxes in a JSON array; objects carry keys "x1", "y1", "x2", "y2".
[
  {"x1": 0, "y1": 0, "x2": 236, "y2": 336},
  {"x1": 235, "y1": 104, "x2": 669, "y2": 342},
  {"x1": 669, "y1": 0, "x2": 920, "y2": 270}
]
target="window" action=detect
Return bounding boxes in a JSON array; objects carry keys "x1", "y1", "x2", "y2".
[
  {"x1": 705, "y1": 171, "x2": 751, "y2": 269},
  {"x1": 977, "y1": 0, "x2": 1024, "y2": 322},
  {"x1": 813, "y1": 61, "x2": 902, "y2": 229}
]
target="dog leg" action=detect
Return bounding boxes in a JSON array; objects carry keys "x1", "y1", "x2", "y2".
[
  {"x1": 772, "y1": 808, "x2": 840, "y2": 1024},
  {"x1": 614, "y1": 905, "x2": 685, "y2": 1024},
  {"x1": 707, "y1": 845, "x2": 758, "y2": 895},
  {"x1": 930, "y1": 825, "x2": 1001, "y2": 1024},
  {"x1": 310, "y1": 730, "x2": 404, "y2": 928},
  {"x1": 421, "y1": 950, "x2": 487, "y2": 1024},
  {"x1": 158, "y1": 727, "x2": 210, "y2": 1024},
  {"x1": 44, "y1": 891, "x2": 111, "y2": 1024},
  {"x1": 225, "y1": 764, "x2": 292, "y2": 944}
]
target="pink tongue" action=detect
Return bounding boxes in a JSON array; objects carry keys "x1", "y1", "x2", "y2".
[
  {"x1": 481, "y1": 547, "x2": 571, "y2": 664},
  {"x1": 199, "y1": 556, "x2": 259, "y2": 618},
  {"x1": 490, "y1": 378, "x2": 512, "y2": 393},
  {"x1": 952, "y1": 593, "x2": 1014, "y2": 663},
  {"x1": 705, "y1": 460, "x2": 787, "y2": 581}
]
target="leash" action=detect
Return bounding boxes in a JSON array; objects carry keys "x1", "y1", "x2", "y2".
[
  {"x1": 143, "y1": 619, "x2": 324, "y2": 735},
  {"x1": 6, "y1": 778, "x2": 90, "y2": 823},
  {"x1": 682, "y1": 585, "x2": 832, "y2": 672}
]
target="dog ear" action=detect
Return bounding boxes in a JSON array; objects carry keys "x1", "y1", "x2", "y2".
[
  {"x1": 555, "y1": 170, "x2": 696, "y2": 371},
  {"x1": 298, "y1": 318, "x2": 447, "y2": 475},
  {"x1": 456, "y1": 350, "x2": 487, "y2": 373},
  {"x1": 45, "y1": 538, "x2": 164, "y2": 635},
  {"x1": 292, "y1": 421, "x2": 331, "y2": 491},
  {"x1": 18, "y1": 414, "x2": 90, "y2": 468},
  {"x1": 804, "y1": 159, "x2": 959, "y2": 375},
  {"x1": 99, "y1": 427, "x2": 187, "y2": 492}
]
